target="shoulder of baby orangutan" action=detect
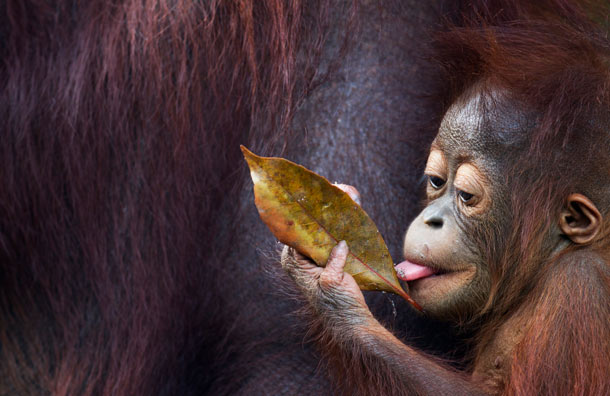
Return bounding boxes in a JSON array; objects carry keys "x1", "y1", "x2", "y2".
[{"x1": 496, "y1": 249, "x2": 610, "y2": 395}]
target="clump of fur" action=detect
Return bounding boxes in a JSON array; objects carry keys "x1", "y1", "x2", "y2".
[{"x1": 0, "y1": 1, "x2": 341, "y2": 394}]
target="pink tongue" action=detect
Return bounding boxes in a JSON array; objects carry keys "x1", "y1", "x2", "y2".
[{"x1": 395, "y1": 260, "x2": 437, "y2": 281}]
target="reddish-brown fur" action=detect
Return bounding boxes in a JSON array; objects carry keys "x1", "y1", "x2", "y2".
[{"x1": 0, "y1": 1, "x2": 345, "y2": 394}]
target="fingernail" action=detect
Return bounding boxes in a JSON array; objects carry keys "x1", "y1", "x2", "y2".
[{"x1": 337, "y1": 240, "x2": 348, "y2": 253}]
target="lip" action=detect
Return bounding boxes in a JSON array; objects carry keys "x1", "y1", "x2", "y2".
[
  {"x1": 405, "y1": 267, "x2": 474, "y2": 299},
  {"x1": 420, "y1": 268, "x2": 449, "y2": 278},
  {"x1": 409, "y1": 269, "x2": 452, "y2": 281}
]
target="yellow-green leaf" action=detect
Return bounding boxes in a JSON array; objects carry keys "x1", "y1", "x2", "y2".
[{"x1": 241, "y1": 146, "x2": 421, "y2": 311}]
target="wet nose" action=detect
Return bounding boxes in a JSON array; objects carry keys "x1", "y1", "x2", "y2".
[
  {"x1": 421, "y1": 204, "x2": 444, "y2": 229},
  {"x1": 423, "y1": 213, "x2": 443, "y2": 228}
]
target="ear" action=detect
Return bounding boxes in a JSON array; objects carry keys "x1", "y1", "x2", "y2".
[{"x1": 559, "y1": 194, "x2": 602, "y2": 244}]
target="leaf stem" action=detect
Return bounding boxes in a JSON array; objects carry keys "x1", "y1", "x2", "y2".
[{"x1": 392, "y1": 285, "x2": 423, "y2": 312}]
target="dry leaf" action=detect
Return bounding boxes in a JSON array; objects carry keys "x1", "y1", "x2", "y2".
[{"x1": 241, "y1": 146, "x2": 421, "y2": 311}]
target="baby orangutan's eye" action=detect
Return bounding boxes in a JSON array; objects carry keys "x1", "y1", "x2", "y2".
[
  {"x1": 429, "y1": 176, "x2": 446, "y2": 189},
  {"x1": 458, "y1": 190, "x2": 474, "y2": 204}
]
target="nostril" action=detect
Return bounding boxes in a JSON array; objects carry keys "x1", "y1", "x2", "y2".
[{"x1": 424, "y1": 217, "x2": 443, "y2": 229}]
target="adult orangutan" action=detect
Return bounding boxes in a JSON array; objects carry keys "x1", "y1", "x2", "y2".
[
  {"x1": 281, "y1": 6, "x2": 610, "y2": 396},
  {"x1": 0, "y1": 1, "x2": 446, "y2": 394}
]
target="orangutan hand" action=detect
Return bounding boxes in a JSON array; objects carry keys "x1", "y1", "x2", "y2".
[
  {"x1": 280, "y1": 242, "x2": 368, "y2": 307},
  {"x1": 279, "y1": 184, "x2": 373, "y2": 324}
]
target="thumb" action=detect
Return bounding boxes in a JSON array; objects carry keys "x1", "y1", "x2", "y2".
[{"x1": 322, "y1": 241, "x2": 349, "y2": 283}]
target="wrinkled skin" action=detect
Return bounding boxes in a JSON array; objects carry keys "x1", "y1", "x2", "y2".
[{"x1": 398, "y1": 89, "x2": 528, "y2": 319}]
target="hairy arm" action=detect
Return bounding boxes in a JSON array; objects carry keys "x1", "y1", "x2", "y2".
[{"x1": 281, "y1": 243, "x2": 488, "y2": 396}]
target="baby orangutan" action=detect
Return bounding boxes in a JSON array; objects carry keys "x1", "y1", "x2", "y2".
[{"x1": 281, "y1": 83, "x2": 610, "y2": 395}]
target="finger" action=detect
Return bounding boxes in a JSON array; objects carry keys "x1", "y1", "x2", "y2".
[
  {"x1": 327, "y1": 240, "x2": 349, "y2": 273},
  {"x1": 281, "y1": 244, "x2": 307, "y2": 263},
  {"x1": 334, "y1": 184, "x2": 362, "y2": 206},
  {"x1": 320, "y1": 241, "x2": 349, "y2": 286},
  {"x1": 281, "y1": 246, "x2": 318, "y2": 271},
  {"x1": 293, "y1": 250, "x2": 309, "y2": 262},
  {"x1": 280, "y1": 244, "x2": 292, "y2": 264}
]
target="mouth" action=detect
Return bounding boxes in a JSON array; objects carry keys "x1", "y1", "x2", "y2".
[
  {"x1": 395, "y1": 259, "x2": 450, "y2": 282},
  {"x1": 394, "y1": 259, "x2": 477, "y2": 312}
]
